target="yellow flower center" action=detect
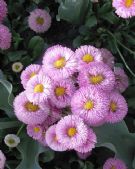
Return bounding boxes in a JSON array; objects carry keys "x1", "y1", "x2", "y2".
[
  {"x1": 55, "y1": 87, "x2": 65, "y2": 96},
  {"x1": 110, "y1": 166, "x2": 116, "y2": 169},
  {"x1": 15, "y1": 65, "x2": 20, "y2": 70},
  {"x1": 25, "y1": 102, "x2": 39, "y2": 112},
  {"x1": 67, "y1": 127, "x2": 77, "y2": 137},
  {"x1": 82, "y1": 54, "x2": 94, "y2": 63},
  {"x1": 90, "y1": 75, "x2": 104, "y2": 84},
  {"x1": 34, "y1": 127, "x2": 40, "y2": 133},
  {"x1": 125, "y1": 0, "x2": 133, "y2": 7},
  {"x1": 110, "y1": 102, "x2": 117, "y2": 112},
  {"x1": 54, "y1": 57, "x2": 66, "y2": 69},
  {"x1": 34, "y1": 84, "x2": 44, "y2": 93},
  {"x1": 8, "y1": 139, "x2": 15, "y2": 144},
  {"x1": 36, "y1": 17, "x2": 44, "y2": 25},
  {"x1": 30, "y1": 72, "x2": 36, "y2": 78},
  {"x1": 84, "y1": 101, "x2": 94, "y2": 110}
]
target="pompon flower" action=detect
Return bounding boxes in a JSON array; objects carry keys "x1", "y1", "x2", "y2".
[
  {"x1": 71, "y1": 87, "x2": 109, "y2": 126},
  {"x1": 112, "y1": 0, "x2": 135, "y2": 18},
  {"x1": 76, "y1": 152, "x2": 91, "y2": 160},
  {"x1": 78, "y1": 62, "x2": 115, "y2": 92},
  {"x1": 26, "y1": 73, "x2": 52, "y2": 104},
  {"x1": 12, "y1": 62, "x2": 23, "y2": 73},
  {"x1": 56, "y1": 115, "x2": 88, "y2": 149},
  {"x1": 28, "y1": 9, "x2": 51, "y2": 33},
  {"x1": 103, "y1": 158, "x2": 127, "y2": 169},
  {"x1": 4, "y1": 134, "x2": 20, "y2": 148},
  {"x1": 0, "y1": 0, "x2": 7, "y2": 23},
  {"x1": 0, "y1": 24, "x2": 11, "y2": 50},
  {"x1": 105, "y1": 91, "x2": 128, "y2": 123},
  {"x1": 74, "y1": 128, "x2": 97, "y2": 153},
  {"x1": 75, "y1": 45, "x2": 102, "y2": 70},
  {"x1": 46, "y1": 124, "x2": 67, "y2": 151},
  {"x1": 42, "y1": 45, "x2": 77, "y2": 80},
  {"x1": 50, "y1": 78, "x2": 76, "y2": 108},
  {"x1": 0, "y1": 150, "x2": 6, "y2": 169},
  {"x1": 100, "y1": 48, "x2": 115, "y2": 69},
  {"x1": 21, "y1": 64, "x2": 41, "y2": 89},
  {"x1": 114, "y1": 67, "x2": 129, "y2": 93},
  {"x1": 27, "y1": 124, "x2": 43, "y2": 140},
  {"x1": 14, "y1": 91, "x2": 49, "y2": 125}
]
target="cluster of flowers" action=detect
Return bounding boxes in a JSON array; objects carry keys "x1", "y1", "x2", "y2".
[{"x1": 13, "y1": 44, "x2": 128, "y2": 160}]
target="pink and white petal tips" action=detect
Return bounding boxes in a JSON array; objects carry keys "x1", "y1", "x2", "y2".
[
  {"x1": 50, "y1": 78, "x2": 76, "y2": 108},
  {"x1": 56, "y1": 115, "x2": 88, "y2": 149},
  {"x1": 100, "y1": 48, "x2": 115, "y2": 69},
  {"x1": 26, "y1": 73, "x2": 52, "y2": 104},
  {"x1": 13, "y1": 91, "x2": 49, "y2": 125},
  {"x1": 21, "y1": 64, "x2": 41, "y2": 89},
  {"x1": 112, "y1": 0, "x2": 135, "y2": 18},
  {"x1": 103, "y1": 158, "x2": 127, "y2": 169},
  {"x1": 28, "y1": 9, "x2": 51, "y2": 33},
  {"x1": 0, "y1": 0, "x2": 7, "y2": 23},
  {"x1": 27, "y1": 124, "x2": 43, "y2": 140},
  {"x1": 105, "y1": 91, "x2": 128, "y2": 123},
  {"x1": 78, "y1": 62, "x2": 115, "y2": 92},
  {"x1": 114, "y1": 67, "x2": 129, "y2": 93},
  {"x1": 0, "y1": 24, "x2": 12, "y2": 50},
  {"x1": 0, "y1": 150, "x2": 6, "y2": 169},
  {"x1": 71, "y1": 86, "x2": 110, "y2": 126},
  {"x1": 76, "y1": 152, "x2": 91, "y2": 160},
  {"x1": 46, "y1": 124, "x2": 67, "y2": 151},
  {"x1": 42, "y1": 45, "x2": 77, "y2": 80},
  {"x1": 74, "y1": 128, "x2": 97, "y2": 153},
  {"x1": 75, "y1": 45, "x2": 103, "y2": 71}
]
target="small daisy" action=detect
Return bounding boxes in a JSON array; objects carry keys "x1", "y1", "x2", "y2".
[
  {"x1": 28, "y1": 9, "x2": 51, "y2": 33},
  {"x1": 21, "y1": 64, "x2": 41, "y2": 89},
  {"x1": 75, "y1": 45, "x2": 102, "y2": 70},
  {"x1": 26, "y1": 73, "x2": 52, "y2": 104},
  {"x1": 106, "y1": 91, "x2": 128, "y2": 123},
  {"x1": 71, "y1": 87, "x2": 110, "y2": 126},
  {"x1": 114, "y1": 67, "x2": 129, "y2": 93},
  {"x1": 4, "y1": 134, "x2": 20, "y2": 148},
  {"x1": 27, "y1": 124, "x2": 43, "y2": 140},
  {"x1": 46, "y1": 124, "x2": 67, "y2": 151},
  {"x1": 78, "y1": 62, "x2": 115, "y2": 92},
  {"x1": 12, "y1": 62, "x2": 23, "y2": 73},
  {"x1": 56, "y1": 115, "x2": 88, "y2": 149},
  {"x1": 0, "y1": 0, "x2": 7, "y2": 23},
  {"x1": 0, "y1": 150, "x2": 6, "y2": 169},
  {"x1": 103, "y1": 158, "x2": 127, "y2": 169},
  {"x1": 42, "y1": 45, "x2": 77, "y2": 80},
  {"x1": 112, "y1": 0, "x2": 135, "y2": 18},
  {"x1": 14, "y1": 91, "x2": 49, "y2": 125},
  {"x1": 76, "y1": 152, "x2": 91, "y2": 160}
]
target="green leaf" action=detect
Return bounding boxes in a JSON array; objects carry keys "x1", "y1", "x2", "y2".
[
  {"x1": 85, "y1": 16, "x2": 97, "y2": 29},
  {"x1": 0, "y1": 120, "x2": 20, "y2": 129},
  {"x1": 40, "y1": 149, "x2": 55, "y2": 162},
  {"x1": 83, "y1": 161, "x2": 94, "y2": 169},
  {"x1": 7, "y1": 51, "x2": 27, "y2": 62}
]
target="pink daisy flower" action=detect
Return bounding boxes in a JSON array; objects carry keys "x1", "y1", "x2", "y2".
[
  {"x1": 114, "y1": 67, "x2": 129, "y2": 93},
  {"x1": 71, "y1": 87, "x2": 110, "y2": 126},
  {"x1": 21, "y1": 64, "x2": 41, "y2": 89},
  {"x1": 0, "y1": 24, "x2": 11, "y2": 50},
  {"x1": 74, "y1": 128, "x2": 97, "y2": 153},
  {"x1": 42, "y1": 45, "x2": 77, "y2": 80},
  {"x1": 13, "y1": 91, "x2": 49, "y2": 125},
  {"x1": 100, "y1": 48, "x2": 115, "y2": 69},
  {"x1": 78, "y1": 62, "x2": 115, "y2": 92},
  {"x1": 28, "y1": 9, "x2": 51, "y2": 33},
  {"x1": 106, "y1": 91, "x2": 128, "y2": 123},
  {"x1": 112, "y1": 0, "x2": 135, "y2": 18},
  {"x1": 75, "y1": 45, "x2": 102, "y2": 70},
  {"x1": 27, "y1": 124, "x2": 43, "y2": 140},
  {"x1": 46, "y1": 124, "x2": 67, "y2": 151},
  {"x1": 0, "y1": 0, "x2": 7, "y2": 23},
  {"x1": 76, "y1": 152, "x2": 91, "y2": 160},
  {"x1": 0, "y1": 150, "x2": 6, "y2": 169},
  {"x1": 103, "y1": 158, "x2": 127, "y2": 169},
  {"x1": 26, "y1": 73, "x2": 52, "y2": 104},
  {"x1": 50, "y1": 78, "x2": 76, "y2": 108},
  {"x1": 56, "y1": 115, "x2": 88, "y2": 149}
]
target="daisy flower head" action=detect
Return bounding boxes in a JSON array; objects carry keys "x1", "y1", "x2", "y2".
[
  {"x1": 12, "y1": 62, "x2": 23, "y2": 73},
  {"x1": 112, "y1": 0, "x2": 135, "y2": 18},
  {"x1": 76, "y1": 152, "x2": 91, "y2": 160},
  {"x1": 0, "y1": 0, "x2": 7, "y2": 23},
  {"x1": 0, "y1": 150, "x2": 6, "y2": 169},
  {"x1": 114, "y1": 67, "x2": 129, "y2": 93},
  {"x1": 42, "y1": 45, "x2": 77, "y2": 80},
  {"x1": 46, "y1": 124, "x2": 67, "y2": 151},
  {"x1": 103, "y1": 158, "x2": 127, "y2": 169},
  {"x1": 75, "y1": 45, "x2": 102, "y2": 70},
  {"x1": 14, "y1": 91, "x2": 49, "y2": 125},
  {"x1": 106, "y1": 91, "x2": 128, "y2": 123},
  {"x1": 28, "y1": 8, "x2": 51, "y2": 33},
  {"x1": 4, "y1": 134, "x2": 20, "y2": 148},
  {"x1": 100, "y1": 48, "x2": 115, "y2": 69},
  {"x1": 56, "y1": 115, "x2": 88, "y2": 149},
  {"x1": 78, "y1": 62, "x2": 115, "y2": 92},
  {"x1": 71, "y1": 86, "x2": 110, "y2": 126},
  {"x1": 0, "y1": 24, "x2": 12, "y2": 50},
  {"x1": 26, "y1": 73, "x2": 52, "y2": 104},
  {"x1": 27, "y1": 124, "x2": 43, "y2": 140}
]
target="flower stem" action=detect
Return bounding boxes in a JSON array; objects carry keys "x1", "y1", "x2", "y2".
[{"x1": 16, "y1": 124, "x2": 25, "y2": 136}]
